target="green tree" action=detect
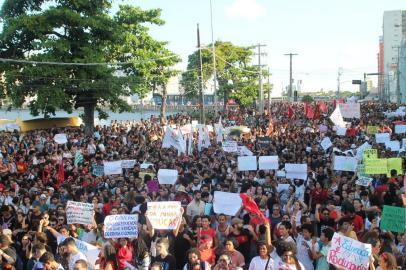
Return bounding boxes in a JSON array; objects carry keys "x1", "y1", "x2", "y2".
[
  {"x1": 301, "y1": 95, "x2": 314, "y2": 103},
  {"x1": 0, "y1": 0, "x2": 179, "y2": 135}
]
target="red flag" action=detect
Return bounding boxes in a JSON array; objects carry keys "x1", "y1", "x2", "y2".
[
  {"x1": 313, "y1": 103, "x2": 321, "y2": 119},
  {"x1": 306, "y1": 104, "x2": 314, "y2": 119},
  {"x1": 56, "y1": 159, "x2": 64, "y2": 188},
  {"x1": 333, "y1": 99, "x2": 337, "y2": 108},
  {"x1": 319, "y1": 101, "x2": 327, "y2": 113},
  {"x1": 304, "y1": 102, "x2": 309, "y2": 115},
  {"x1": 240, "y1": 193, "x2": 268, "y2": 224},
  {"x1": 287, "y1": 105, "x2": 295, "y2": 119}
]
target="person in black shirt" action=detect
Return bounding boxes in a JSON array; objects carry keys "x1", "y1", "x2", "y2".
[{"x1": 152, "y1": 238, "x2": 176, "y2": 270}]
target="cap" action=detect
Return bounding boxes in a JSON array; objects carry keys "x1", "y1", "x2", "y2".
[
  {"x1": 177, "y1": 186, "x2": 187, "y2": 193},
  {"x1": 231, "y1": 217, "x2": 243, "y2": 226},
  {"x1": 47, "y1": 187, "x2": 55, "y2": 192},
  {"x1": 2, "y1": 229, "x2": 12, "y2": 236},
  {"x1": 40, "y1": 194, "x2": 47, "y2": 200}
]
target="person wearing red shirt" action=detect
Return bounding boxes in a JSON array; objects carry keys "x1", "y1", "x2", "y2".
[
  {"x1": 115, "y1": 238, "x2": 133, "y2": 270},
  {"x1": 199, "y1": 215, "x2": 217, "y2": 248},
  {"x1": 344, "y1": 205, "x2": 364, "y2": 239},
  {"x1": 16, "y1": 157, "x2": 28, "y2": 174},
  {"x1": 310, "y1": 181, "x2": 328, "y2": 211}
]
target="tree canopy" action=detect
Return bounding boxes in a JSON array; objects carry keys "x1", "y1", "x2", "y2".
[{"x1": 0, "y1": 0, "x2": 179, "y2": 134}]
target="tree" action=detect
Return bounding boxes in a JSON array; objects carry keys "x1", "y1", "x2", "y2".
[
  {"x1": 301, "y1": 95, "x2": 314, "y2": 103},
  {"x1": 0, "y1": 0, "x2": 179, "y2": 135}
]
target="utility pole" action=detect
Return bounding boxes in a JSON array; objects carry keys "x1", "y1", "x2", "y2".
[
  {"x1": 255, "y1": 44, "x2": 267, "y2": 114},
  {"x1": 337, "y1": 67, "x2": 343, "y2": 98},
  {"x1": 267, "y1": 67, "x2": 271, "y2": 115},
  {"x1": 209, "y1": 0, "x2": 218, "y2": 113},
  {"x1": 197, "y1": 24, "x2": 205, "y2": 124},
  {"x1": 284, "y1": 53, "x2": 298, "y2": 102}
]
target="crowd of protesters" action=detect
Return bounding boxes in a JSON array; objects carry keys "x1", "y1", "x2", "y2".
[{"x1": 0, "y1": 101, "x2": 404, "y2": 270}]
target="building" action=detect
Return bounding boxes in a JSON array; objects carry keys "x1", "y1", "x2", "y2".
[
  {"x1": 400, "y1": 39, "x2": 406, "y2": 103},
  {"x1": 382, "y1": 10, "x2": 406, "y2": 103}
]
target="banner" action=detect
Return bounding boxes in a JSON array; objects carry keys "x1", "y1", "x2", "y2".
[
  {"x1": 327, "y1": 233, "x2": 371, "y2": 270},
  {"x1": 387, "y1": 158, "x2": 403, "y2": 177},
  {"x1": 104, "y1": 215, "x2": 138, "y2": 238},
  {"x1": 333, "y1": 156, "x2": 357, "y2": 172},
  {"x1": 238, "y1": 156, "x2": 257, "y2": 171},
  {"x1": 320, "y1": 137, "x2": 333, "y2": 151},
  {"x1": 104, "y1": 161, "x2": 122, "y2": 175},
  {"x1": 285, "y1": 163, "x2": 307, "y2": 180},
  {"x1": 375, "y1": 133, "x2": 390, "y2": 144},
  {"x1": 213, "y1": 191, "x2": 242, "y2": 216},
  {"x1": 256, "y1": 136, "x2": 271, "y2": 148},
  {"x1": 338, "y1": 103, "x2": 361, "y2": 118},
  {"x1": 147, "y1": 202, "x2": 182, "y2": 229},
  {"x1": 366, "y1": 126, "x2": 379, "y2": 135},
  {"x1": 54, "y1": 133, "x2": 68, "y2": 144},
  {"x1": 66, "y1": 201, "x2": 94, "y2": 225},
  {"x1": 258, "y1": 156, "x2": 279, "y2": 170},
  {"x1": 121, "y1": 160, "x2": 136, "y2": 169},
  {"x1": 362, "y1": 149, "x2": 377, "y2": 160},
  {"x1": 355, "y1": 177, "x2": 373, "y2": 187},
  {"x1": 157, "y1": 169, "x2": 178, "y2": 185},
  {"x1": 395, "y1": 124, "x2": 406, "y2": 134},
  {"x1": 380, "y1": 205, "x2": 405, "y2": 233},
  {"x1": 57, "y1": 235, "x2": 100, "y2": 268},
  {"x1": 222, "y1": 141, "x2": 238, "y2": 152},
  {"x1": 365, "y1": 159, "x2": 388, "y2": 174}
]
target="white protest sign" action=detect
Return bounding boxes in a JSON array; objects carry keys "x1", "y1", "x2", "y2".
[
  {"x1": 339, "y1": 103, "x2": 361, "y2": 118},
  {"x1": 285, "y1": 163, "x2": 307, "y2": 180},
  {"x1": 238, "y1": 156, "x2": 257, "y2": 171},
  {"x1": 258, "y1": 156, "x2": 279, "y2": 170},
  {"x1": 147, "y1": 202, "x2": 182, "y2": 230},
  {"x1": 333, "y1": 155, "x2": 357, "y2": 172},
  {"x1": 213, "y1": 191, "x2": 242, "y2": 216},
  {"x1": 54, "y1": 133, "x2": 68, "y2": 144},
  {"x1": 385, "y1": 140, "x2": 400, "y2": 152},
  {"x1": 222, "y1": 141, "x2": 238, "y2": 152},
  {"x1": 157, "y1": 169, "x2": 178, "y2": 185},
  {"x1": 237, "y1": 146, "x2": 253, "y2": 156},
  {"x1": 336, "y1": 126, "x2": 347, "y2": 136},
  {"x1": 121, "y1": 160, "x2": 136, "y2": 169},
  {"x1": 276, "y1": 170, "x2": 286, "y2": 178},
  {"x1": 104, "y1": 161, "x2": 122, "y2": 175},
  {"x1": 140, "y1": 163, "x2": 154, "y2": 169},
  {"x1": 330, "y1": 107, "x2": 347, "y2": 128},
  {"x1": 327, "y1": 233, "x2": 371, "y2": 270},
  {"x1": 375, "y1": 133, "x2": 390, "y2": 144},
  {"x1": 356, "y1": 177, "x2": 373, "y2": 187},
  {"x1": 57, "y1": 235, "x2": 100, "y2": 268},
  {"x1": 395, "y1": 125, "x2": 406, "y2": 134},
  {"x1": 104, "y1": 215, "x2": 138, "y2": 238},
  {"x1": 321, "y1": 137, "x2": 333, "y2": 151},
  {"x1": 66, "y1": 201, "x2": 94, "y2": 225}
]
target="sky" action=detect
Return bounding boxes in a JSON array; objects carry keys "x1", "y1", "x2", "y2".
[{"x1": 0, "y1": 0, "x2": 405, "y2": 97}]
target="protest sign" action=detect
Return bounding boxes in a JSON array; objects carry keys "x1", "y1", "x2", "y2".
[
  {"x1": 256, "y1": 136, "x2": 271, "y2": 147},
  {"x1": 327, "y1": 233, "x2": 371, "y2": 270},
  {"x1": 276, "y1": 170, "x2": 286, "y2": 178},
  {"x1": 54, "y1": 133, "x2": 68, "y2": 144},
  {"x1": 385, "y1": 140, "x2": 400, "y2": 152},
  {"x1": 104, "y1": 215, "x2": 138, "y2": 238},
  {"x1": 355, "y1": 177, "x2": 373, "y2": 187},
  {"x1": 366, "y1": 126, "x2": 379, "y2": 135},
  {"x1": 222, "y1": 141, "x2": 238, "y2": 153},
  {"x1": 104, "y1": 161, "x2": 122, "y2": 175},
  {"x1": 356, "y1": 164, "x2": 368, "y2": 178},
  {"x1": 330, "y1": 107, "x2": 347, "y2": 128},
  {"x1": 157, "y1": 169, "x2": 178, "y2": 185},
  {"x1": 121, "y1": 160, "x2": 136, "y2": 169},
  {"x1": 362, "y1": 149, "x2": 377, "y2": 160},
  {"x1": 336, "y1": 127, "x2": 347, "y2": 136},
  {"x1": 258, "y1": 156, "x2": 279, "y2": 170},
  {"x1": 147, "y1": 202, "x2": 182, "y2": 230},
  {"x1": 338, "y1": 103, "x2": 361, "y2": 118},
  {"x1": 365, "y1": 159, "x2": 388, "y2": 174},
  {"x1": 91, "y1": 165, "x2": 104, "y2": 177},
  {"x1": 285, "y1": 163, "x2": 307, "y2": 180},
  {"x1": 320, "y1": 137, "x2": 333, "y2": 151},
  {"x1": 140, "y1": 163, "x2": 154, "y2": 169},
  {"x1": 238, "y1": 156, "x2": 257, "y2": 171},
  {"x1": 333, "y1": 156, "x2": 357, "y2": 172},
  {"x1": 380, "y1": 205, "x2": 405, "y2": 233},
  {"x1": 66, "y1": 201, "x2": 94, "y2": 225},
  {"x1": 375, "y1": 133, "x2": 390, "y2": 144},
  {"x1": 237, "y1": 146, "x2": 253, "y2": 156},
  {"x1": 395, "y1": 124, "x2": 406, "y2": 134},
  {"x1": 213, "y1": 191, "x2": 242, "y2": 216},
  {"x1": 356, "y1": 142, "x2": 372, "y2": 161},
  {"x1": 387, "y1": 158, "x2": 403, "y2": 177},
  {"x1": 57, "y1": 235, "x2": 100, "y2": 268}
]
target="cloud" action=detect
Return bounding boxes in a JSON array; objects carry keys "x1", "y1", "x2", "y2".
[{"x1": 225, "y1": 0, "x2": 267, "y2": 21}]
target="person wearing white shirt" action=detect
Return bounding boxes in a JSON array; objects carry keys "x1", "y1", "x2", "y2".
[
  {"x1": 186, "y1": 190, "x2": 205, "y2": 219},
  {"x1": 249, "y1": 242, "x2": 275, "y2": 270},
  {"x1": 64, "y1": 238, "x2": 88, "y2": 270},
  {"x1": 295, "y1": 224, "x2": 318, "y2": 270}
]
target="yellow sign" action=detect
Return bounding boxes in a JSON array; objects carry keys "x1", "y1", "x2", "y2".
[
  {"x1": 387, "y1": 158, "x2": 403, "y2": 177},
  {"x1": 363, "y1": 149, "x2": 378, "y2": 160},
  {"x1": 366, "y1": 126, "x2": 379, "y2": 135},
  {"x1": 365, "y1": 159, "x2": 388, "y2": 174}
]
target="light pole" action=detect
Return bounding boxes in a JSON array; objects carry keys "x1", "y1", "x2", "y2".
[{"x1": 209, "y1": 0, "x2": 218, "y2": 112}]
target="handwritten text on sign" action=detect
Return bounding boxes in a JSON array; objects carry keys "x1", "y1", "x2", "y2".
[
  {"x1": 104, "y1": 215, "x2": 138, "y2": 238},
  {"x1": 147, "y1": 201, "x2": 182, "y2": 229},
  {"x1": 66, "y1": 201, "x2": 94, "y2": 225},
  {"x1": 327, "y1": 233, "x2": 372, "y2": 270}
]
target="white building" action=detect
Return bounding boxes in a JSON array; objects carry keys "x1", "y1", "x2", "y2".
[{"x1": 382, "y1": 10, "x2": 406, "y2": 103}]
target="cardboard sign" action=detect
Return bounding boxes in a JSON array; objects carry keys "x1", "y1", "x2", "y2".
[
  {"x1": 333, "y1": 156, "x2": 357, "y2": 172},
  {"x1": 57, "y1": 235, "x2": 100, "y2": 268},
  {"x1": 338, "y1": 103, "x2": 361, "y2": 118},
  {"x1": 380, "y1": 205, "x2": 405, "y2": 233},
  {"x1": 355, "y1": 177, "x2": 373, "y2": 187},
  {"x1": 375, "y1": 133, "x2": 390, "y2": 144},
  {"x1": 327, "y1": 233, "x2": 372, "y2": 270},
  {"x1": 104, "y1": 215, "x2": 138, "y2": 238},
  {"x1": 121, "y1": 160, "x2": 136, "y2": 169},
  {"x1": 238, "y1": 156, "x2": 257, "y2": 171},
  {"x1": 222, "y1": 141, "x2": 238, "y2": 153},
  {"x1": 157, "y1": 169, "x2": 178, "y2": 185},
  {"x1": 366, "y1": 126, "x2": 379, "y2": 135},
  {"x1": 321, "y1": 137, "x2": 333, "y2": 151},
  {"x1": 258, "y1": 156, "x2": 278, "y2": 170},
  {"x1": 66, "y1": 201, "x2": 94, "y2": 225},
  {"x1": 395, "y1": 125, "x2": 406, "y2": 134},
  {"x1": 147, "y1": 202, "x2": 182, "y2": 229},
  {"x1": 256, "y1": 136, "x2": 271, "y2": 147},
  {"x1": 362, "y1": 149, "x2": 377, "y2": 160},
  {"x1": 365, "y1": 159, "x2": 388, "y2": 174},
  {"x1": 213, "y1": 191, "x2": 242, "y2": 216},
  {"x1": 54, "y1": 133, "x2": 68, "y2": 144}
]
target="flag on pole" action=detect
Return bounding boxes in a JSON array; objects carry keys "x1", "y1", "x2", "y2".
[
  {"x1": 313, "y1": 103, "x2": 321, "y2": 119},
  {"x1": 330, "y1": 106, "x2": 347, "y2": 128},
  {"x1": 162, "y1": 126, "x2": 186, "y2": 154},
  {"x1": 287, "y1": 105, "x2": 295, "y2": 119},
  {"x1": 215, "y1": 116, "x2": 223, "y2": 143},
  {"x1": 306, "y1": 104, "x2": 314, "y2": 119},
  {"x1": 56, "y1": 159, "x2": 64, "y2": 188},
  {"x1": 319, "y1": 101, "x2": 327, "y2": 113}
]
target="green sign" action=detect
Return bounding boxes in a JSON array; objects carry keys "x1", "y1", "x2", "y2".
[
  {"x1": 363, "y1": 149, "x2": 377, "y2": 161},
  {"x1": 366, "y1": 126, "x2": 379, "y2": 135},
  {"x1": 387, "y1": 158, "x2": 404, "y2": 177},
  {"x1": 380, "y1": 205, "x2": 405, "y2": 233},
  {"x1": 365, "y1": 159, "x2": 387, "y2": 174}
]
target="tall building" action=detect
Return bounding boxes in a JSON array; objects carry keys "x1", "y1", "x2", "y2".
[
  {"x1": 378, "y1": 36, "x2": 384, "y2": 100},
  {"x1": 400, "y1": 39, "x2": 406, "y2": 103},
  {"x1": 382, "y1": 10, "x2": 406, "y2": 103}
]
